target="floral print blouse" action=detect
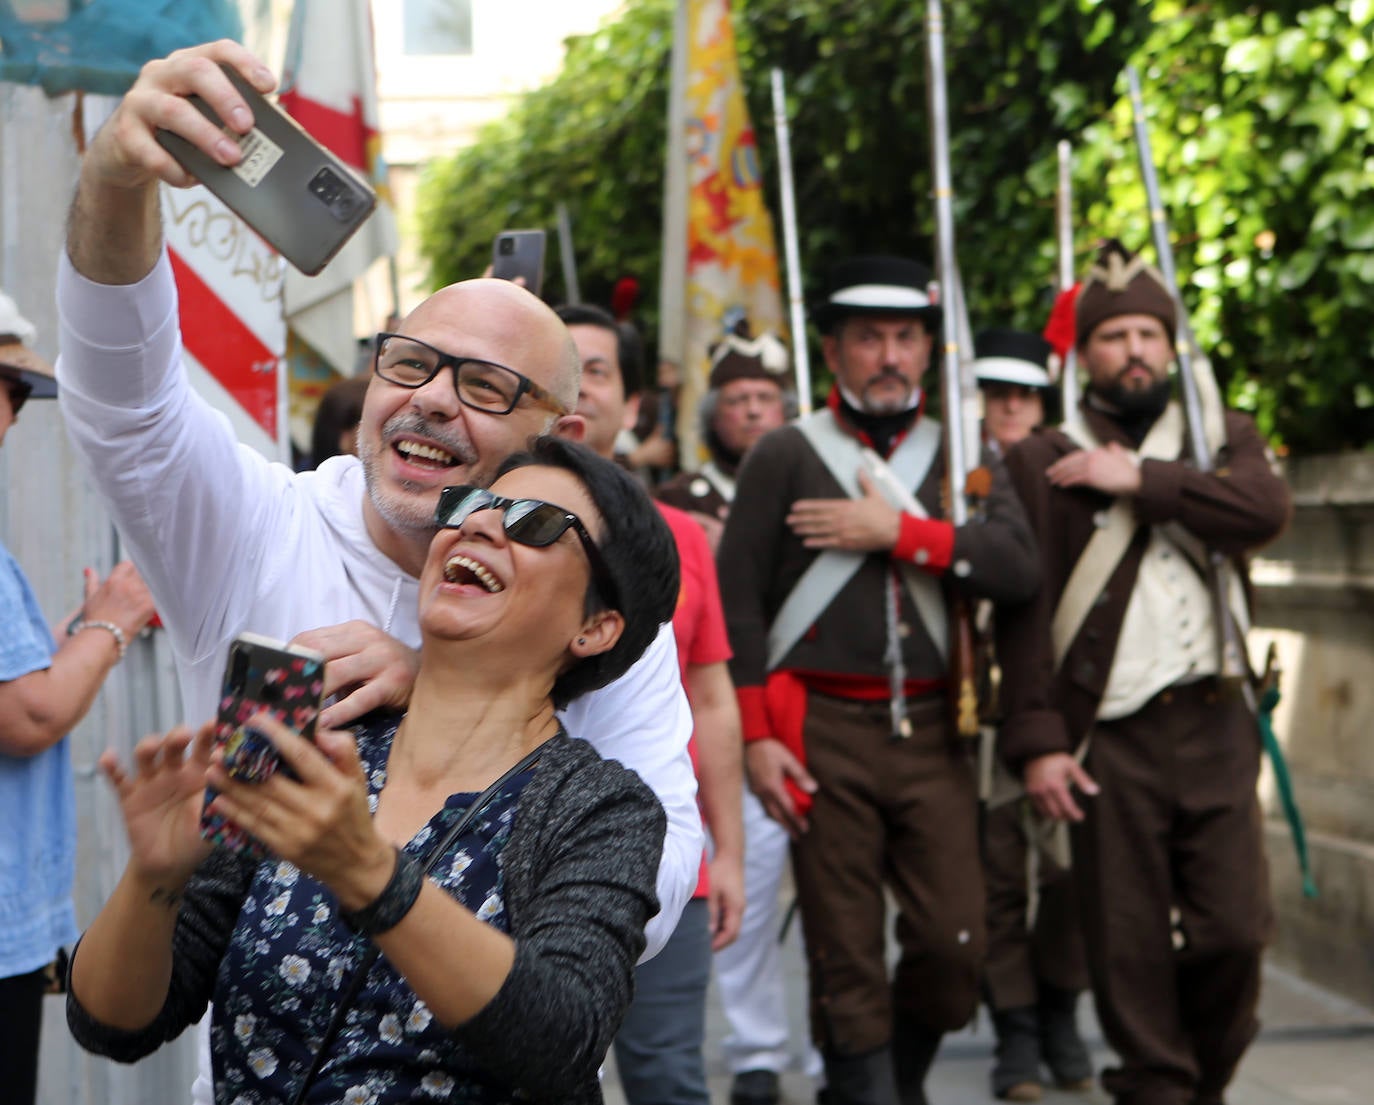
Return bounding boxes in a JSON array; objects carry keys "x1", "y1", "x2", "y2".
[{"x1": 209, "y1": 712, "x2": 535, "y2": 1104}]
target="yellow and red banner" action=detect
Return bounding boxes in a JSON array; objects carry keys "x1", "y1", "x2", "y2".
[{"x1": 660, "y1": 0, "x2": 785, "y2": 465}]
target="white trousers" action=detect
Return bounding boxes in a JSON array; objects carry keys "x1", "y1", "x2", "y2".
[{"x1": 713, "y1": 788, "x2": 821, "y2": 1076}]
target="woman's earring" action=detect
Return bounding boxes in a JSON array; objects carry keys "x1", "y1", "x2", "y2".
[{"x1": 577, "y1": 637, "x2": 587, "y2": 645}]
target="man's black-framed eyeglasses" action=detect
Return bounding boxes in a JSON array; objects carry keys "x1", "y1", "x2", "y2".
[
  {"x1": 373, "y1": 332, "x2": 568, "y2": 417},
  {"x1": 435, "y1": 485, "x2": 620, "y2": 609}
]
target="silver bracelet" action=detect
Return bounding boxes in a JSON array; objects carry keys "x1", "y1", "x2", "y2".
[{"x1": 73, "y1": 619, "x2": 127, "y2": 661}]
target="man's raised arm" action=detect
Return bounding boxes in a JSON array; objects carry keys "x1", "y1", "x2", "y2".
[{"x1": 67, "y1": 41, "x2": 276, "y2": 285}]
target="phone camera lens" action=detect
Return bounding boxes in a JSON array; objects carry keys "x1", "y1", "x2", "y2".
[
  {"x1": 499, "y1": 238, "x2": 515, "y2": 255},
  {"x1": 309, "y1": 166, "x2": 366, "y2": 224}
]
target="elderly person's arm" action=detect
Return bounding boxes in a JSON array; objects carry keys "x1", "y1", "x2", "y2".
[{"x1": 0, "y1": 561, "x2": 155, "y2": 757}]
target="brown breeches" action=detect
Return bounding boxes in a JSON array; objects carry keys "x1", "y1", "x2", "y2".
[
  {"x1": 1073, "y1": 679, "x2": 1272, "y2": 1105},
  {"x1": 982, "y1": 796, "x2": 1089, "y2": 1010},
  {"x1": 791, "y1": 691, "x2": 984, "y2": 1056}
]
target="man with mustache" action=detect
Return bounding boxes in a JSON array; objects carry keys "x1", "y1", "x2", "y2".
[
  {"x1": 995, "y1": 239, "x2": 1291, "y2": 1105},
  {"x1": 717, "y1": 255, "x2": 1039, "y2": 1105},
  {"x1": 54, "y1": 41, "x2": 700, "y2": 1103}
]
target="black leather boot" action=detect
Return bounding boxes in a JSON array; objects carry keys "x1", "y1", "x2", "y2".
[
  {"x1": 1037, "y1": 984, "x2": 1093, "y2": 1091},
  {"x1": 891, "y1": 1013, "x2": 942, "y2": 1105},
  {"x1": 819, "y1": 1046, "x2": 900, "y2": 1105},
  {"x1": 990, "y1": 1006, "x2": 1043, "y2": 1101}
]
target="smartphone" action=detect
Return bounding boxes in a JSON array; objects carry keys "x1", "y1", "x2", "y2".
[
  {"x1": 491, "y1": 229, "x2": 546, "y2": 297},
  {"x1": 200, "y1": 632, "x2": 327, "y2": 858},
  {"x1": 155, "y1": 63, "x2": 377, "y2": 276}
]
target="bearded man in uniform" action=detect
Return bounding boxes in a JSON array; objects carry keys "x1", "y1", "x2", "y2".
[{"x1": 996, "y1": 239, "x2": 1291, "y2": 1105}]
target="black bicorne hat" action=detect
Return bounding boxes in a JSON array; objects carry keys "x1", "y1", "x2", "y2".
[
  {"x1": 813, "y1": 255, "x2": 942, "y2": 333},
  {"x1": 973, "y1": 328, "x2": 1054, "y2": 389}
]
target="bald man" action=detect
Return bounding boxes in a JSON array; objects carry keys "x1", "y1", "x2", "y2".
[{"x1": 57, "y1": 39, "x2": 700, "y2": 1105}]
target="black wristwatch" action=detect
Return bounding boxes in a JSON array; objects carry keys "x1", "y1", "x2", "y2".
[{"x1": 339, "y1": 847, "x2": 425, "y2": 937}]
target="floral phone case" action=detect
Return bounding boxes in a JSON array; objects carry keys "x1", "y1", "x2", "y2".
[{"x1": 200, "y1": 632, "x2": 327, "y2": 859}]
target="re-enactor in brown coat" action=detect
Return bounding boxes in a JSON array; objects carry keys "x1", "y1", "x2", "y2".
[
  {"x1": 718, "y1": 256, "x2": 1038, "y2": 1105},
  {"x1": 996, "y1": 241, "x2": 1292, "y2": 1105},
  {"x1": 973, "y1": 330, "x2": 1092, "y2": 1104}
]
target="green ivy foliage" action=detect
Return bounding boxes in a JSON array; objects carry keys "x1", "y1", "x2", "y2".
[
  {"x1": 414, "y1": 0, "x2": 674, "y2": 309},
  {"x1": 415, "y1": 0, "x2": 1374, "y2": 453}
]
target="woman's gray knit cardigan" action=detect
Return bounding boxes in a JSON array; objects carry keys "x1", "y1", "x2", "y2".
[{"x1": 67, "y1": 731, "x2": 667, "y2": 1104}]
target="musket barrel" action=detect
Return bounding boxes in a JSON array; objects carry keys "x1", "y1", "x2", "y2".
[
  {"x1": 1126, "y1": 65, "x2": 1248, "y2": 683},
  {"x1": 1056, "y1": 141, "x2": 1081, "y2": 412},
  {"x1": 925, "y1": 0, "x2": 981, "y2": 740},
  {"x1": 1126, "y1": 66, "x2": 1211, "y2": 476},
  {"x1": 556, "y1": 202, "x2": 580, "y2": 306},
  {"x1": 924, "y1": 0, "x2": 969, "y2": 527},
  {"x1": 770, "y1": 68, "x2": 813, "y2": 415}
]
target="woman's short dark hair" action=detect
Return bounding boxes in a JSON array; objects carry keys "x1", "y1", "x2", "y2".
[{"x1": 495, "y1": 437, "x2": 679, "y2": 708}]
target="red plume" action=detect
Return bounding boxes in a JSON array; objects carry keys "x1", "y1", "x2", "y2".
[
  {"x1": 1043, "y1": 283, "x2": 1080, "y2": 358},
  {"x1": 610, "y1": 276, "x2": 640, "y2": 321}
]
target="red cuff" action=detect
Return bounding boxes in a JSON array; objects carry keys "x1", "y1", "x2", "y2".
[
  {"x1": 736, "y1": 685, "x2": 773, "y2": 742},
  {"x1": 893, "y1": 514, "x2": 955, "y2": 572}
]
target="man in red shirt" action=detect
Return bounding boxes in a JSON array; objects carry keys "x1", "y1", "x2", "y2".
[{"x1": 558, "y1": 303, "x2": 745, "y2": 1105}]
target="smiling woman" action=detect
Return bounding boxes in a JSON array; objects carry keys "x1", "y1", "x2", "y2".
[{"x1": 66, "y1": 439, "x2": 682, "y2": 1105}]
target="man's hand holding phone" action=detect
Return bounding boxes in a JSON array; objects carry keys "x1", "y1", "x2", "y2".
[{"x1": 86, "y1": 41, "x2": 277, "y2": 194}]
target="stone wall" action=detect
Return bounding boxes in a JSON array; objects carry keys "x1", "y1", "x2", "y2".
[{"x1": 1250, "y1": 451, "x2": 1374, "y2": 1008}]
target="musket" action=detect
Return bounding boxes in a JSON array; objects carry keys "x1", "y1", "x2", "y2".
[
  {"x1": 1126, "y1": 66, "x2": 1249, "y2": 687},
  {"x1": 770, "y1": 67, "x2": 813, "y2": 414},
  {"x1": 556, "y1": 202, "x2": 581, "y2": 305},
  {"x1": 924, "y1": 0, "x2": 981, "y2": 740},
  {"x1": 1055, "y1": 141, "x2": 1081, "y2": 413}
]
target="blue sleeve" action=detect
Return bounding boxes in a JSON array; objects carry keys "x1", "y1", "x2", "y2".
[{"x1": 0, "y1": 544, "x2": 55, "y2": 682}]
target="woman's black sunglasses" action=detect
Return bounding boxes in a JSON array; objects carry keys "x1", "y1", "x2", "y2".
[{"x1": 435, "y1": 486, "x2": 619, "y2": 608}]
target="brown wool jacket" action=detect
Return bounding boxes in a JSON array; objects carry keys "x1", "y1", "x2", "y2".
[
  {"x1": 718, "y1": 412, "x2": 1039, "y2": 696},
  {"x1": 995, "y1": 405, "x2": 1292, "y2": 774}
]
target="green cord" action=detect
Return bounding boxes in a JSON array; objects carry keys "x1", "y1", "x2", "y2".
[{"x1": 1258, "y1": 685, "x2": 1318, "y2": 899}]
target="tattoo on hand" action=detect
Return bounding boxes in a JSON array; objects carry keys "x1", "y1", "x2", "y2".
[{"x1": 149, "y1": 886, "x2": 183, "y2": 911}]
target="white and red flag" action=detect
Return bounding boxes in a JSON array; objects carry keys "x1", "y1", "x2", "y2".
[{"x1": 279, "y1": 0, "x2": 399, "y2": 376}]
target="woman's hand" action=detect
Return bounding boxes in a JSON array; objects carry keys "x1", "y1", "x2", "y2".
[
  {"x1": 206, "y1": 715, "x2": 394, "y2": 910},
  {"x1": 99, "y1": 723, "x2": 215, "y2": 885}
]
